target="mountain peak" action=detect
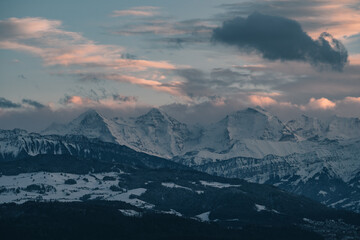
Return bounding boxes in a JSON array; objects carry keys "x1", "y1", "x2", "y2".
[
  {"x1": 72, "y1": 109, "x2": 106, "y2": 126},
  {"x1": 227, "y1": 107, "x2": 272, "y2": 120},
  {"x1": 147, "y1": 108, "x2": 167, "y2": 117},
  {"x1": 78, "y1": 108, "x2": 102, "y2": 118},
  {"x1": 218, "y1": 107, "x2": 292, "y2": 141},
  {"x1": 136, "y1": 108, "x2": 170, "y2": 124}
]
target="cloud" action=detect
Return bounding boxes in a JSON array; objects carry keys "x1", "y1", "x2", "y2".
[
  {"x1": 343, "y1": 96, "x2": 360, "y2": 103},
  {"x1": 0, "y1": 17, "x2": 76, "y2": 40},
  {"x1": 59, "y1": 91, "x2": 142, "y2": 110},
  {"x1": 217, "y1": 0, "x2": 360, "y2": 39},
  {"x1": 22, "y1": 99, "x2": 46, "y2": 109},
  {"x1": 60, "y1": 95, "x2": 92, "y2": 106},
  {"x1": 0, "y1": 17, "x2": 178, "y2": 96},
  {"x1": 174, "y1": 68, "x2": 251, "y2": 99},
  {"x1": 248, "y1": 95, "x2": 277, "y2": 107},
  {"x1": 0, "y1": 97, "x2": 21, "y2": 109},
  {"x1": 0, "y1": 18, "x2": 110, "y2": 66},
  {"x1": 306, "y1": 97, "x2": 337, "y2": 110},
  {"x1": 112, "y1": 6, "x2": 159, "y2": 17},
  {"x1": 109, "y1": 17, "x2": 214, "y2": 49},
  {"x1": 112, "y1": 94, "x2": 138, "y2": 103},
  {"x1": 349, "y1": 54, "x2": 360, "y2": 65},
  {"x1": 71, "y1": 72, "x2": 183, "y2": 97},
  {"x1": 212, "y1": 12, "x2": 348, "y2": 71},
  {"x1": 111, "y1": 18, "x2": 214, "y2": 37}
]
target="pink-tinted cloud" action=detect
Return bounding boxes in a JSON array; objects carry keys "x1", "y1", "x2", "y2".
[
  {"x1": 306, "y1": 97, "x2": 337, "y2": 110},
  {"x1": 221, "y1": 0, "x2": 360, "y2": 40},
  {"x1": 0, "y1": 18, "x2": 176, "y2": 71},
  {"x1": 99, "y1": 74, "x2": 183, "y2": 97},
  {"x1": 112, "y1": 6, "x2": 159, "y2": 17},
  {"x1": 343, "y1": 96, "x2": 360, "y2": 103},
  {"x1": 301, "y1": 1, "x2": 360, "y2": 39},
  {"x1": 60, "y1": 94, "x2": 144, "y2": 111},
  {"x1": 112, "y1": 10, "x2": 157, "y2": 17},
  {"x1": 63, "y1": 96, "x2": 91, "y2": 105},
  {"x1": 0, "y1": 17, "x2": 180, "y2": 97},
  {"x1": 349, "y1": 54, "x2": 360, "y2": 65},
  {"x1": 248, "y1": 95, "x2": 277, "y2": 107}
]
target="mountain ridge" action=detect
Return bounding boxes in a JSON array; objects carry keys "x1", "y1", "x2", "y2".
[{"x1": 2, "y1": 107, "x2": 360, "y2": 213}]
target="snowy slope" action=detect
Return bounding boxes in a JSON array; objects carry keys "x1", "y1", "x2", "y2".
[
  {"x1": 287, "y1": 115, "x2": 326, "y2": 139},
  {"x1": 287, "y1": 114, "x2": 360, "y2": 140},
  {"x1": 0, "y1": 129, "x2": 86, "y2": 161},
  {"x1": 43, "y1": 108, "x2": 193, "y2": 158},
  {"x1": 111, "y1": 108, "x2": 192, "y2": 158},
  {"x1": 3, "y1": 107, "x2": 360, "y2": 212},
  {"x1": 43, "y1": 109, "x2": 116, "y2": 143},
  {"x1": 210, "y1": 107, "x2": 296, "y2": 141}
]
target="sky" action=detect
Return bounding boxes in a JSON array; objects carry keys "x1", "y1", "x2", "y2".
[{"x1": 0, "y1": 0, "x2": 360, "y2": 131}]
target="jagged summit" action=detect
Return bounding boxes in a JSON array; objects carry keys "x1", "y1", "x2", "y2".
[
  {"x1": 135, "y1": 108, "x2": 170, "y2": 124},
  {"x1": 70, "y1": 109, "x2": 106, "y2": 126},
  {"x1": 38, "y1": 107, "x2": 360, "y2": 162},
  {"x1": 2, "y1": 107, "x2": 360, "y2": 213},
  {"x1": 217, "y1": 107, "x2": 293, "y2": 141},
  {"x1": 42, "y1": 108, "x2": 115, "y2": 142},
  {"x1": 146, "y1": 107, "x2": 167, "y2": 116},
  {"x1": 287, "y1": 114, "x2": 360, "y2": 140},
  {"x1": 42, "y1": 109, "x2": 104, "y2": 135},
  {"x1": 78, "y1": 108, "x2": 102, "y2": 118}
]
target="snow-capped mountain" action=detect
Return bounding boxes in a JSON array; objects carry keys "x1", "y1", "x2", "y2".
[
  {"x1": 0, "y1": 129, "x2": 84, "y2": 161},
  {"x1": 210, "y1": 107, "x2": 296, "y2": 142},
  {"x1": 287, "y1": 115, "x2": 327, "y2": 140},
  {"x1": 117, "y1": 108, "x2": 192, "y2": 158},
  {"x1": 43, "y1": 108, "x2": 193, "y2": 158},
  {"x1": 42, "y1": 107, "x2": 306, "y2": 160},
  {"x1": 42, "y1": 109, "x2": 116, "y2": 143},
  {"x1": 2, "y1": 107, "x2": 360, "y2": 213},
  {"x1": 183, "y1": 107, "x2": 303, "y2": 164},
  {"x1": 287, "y1": 114, "x2": 360, "y2": 140}
]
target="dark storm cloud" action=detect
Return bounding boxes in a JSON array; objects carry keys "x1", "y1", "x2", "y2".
[
  {"x1": 212, "y1": 12, "x2": 348, "y2": 71},
  {"x1": 22, "y1": 99, "x2": 45, "y2": 109},
  {"x1": 0, "y1": 97, "x2": 21, "y2": 109}
]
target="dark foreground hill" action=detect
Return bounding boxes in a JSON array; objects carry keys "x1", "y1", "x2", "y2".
[{"x1": 1, "y1": 152, "x2": 360, "y2": 239}]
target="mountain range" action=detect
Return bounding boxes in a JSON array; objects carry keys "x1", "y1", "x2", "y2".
[{"x1": 1, "y1": 107, "x2": 360, "y2": 213}]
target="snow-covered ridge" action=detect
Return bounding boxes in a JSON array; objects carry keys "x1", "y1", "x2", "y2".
[
  {"x1": 2, "y1": 107, "x2": 360, "y2": 212},
  {"x1": 40, "y1": 107, "x2": 302, "y2": 160},
  {"x1": 287, "y1": 114, "x2": 360, "y2": 140}
]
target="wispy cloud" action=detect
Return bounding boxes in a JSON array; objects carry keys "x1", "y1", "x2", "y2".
[
  {"x1": 217, "y1": 0, "x2": 360, "y2": 40},
  {"x1": 0, "y1": 17, "x2": 179, "y2": 96},
  {"x1": 71, "y1": 72, "x2": 183, "y2": 97},
  {"x1": 0, "y1": 97, "x2": 47, "y2": 110},
  {"x1": 0, "y1": 18, "x2": 175, "y2": 70},
  {"x1": 22, "y1": 99, "x2": 46, "y2": 109},
  {"x1": 112, "y1": 6, "x2": 159, "y2": 17},
  {"x1": 59, "y1": 93, "x2": 141, "y2": 110},
  {"x1": 0, "y1": 97, "x2": 22, "y2": 109}
]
